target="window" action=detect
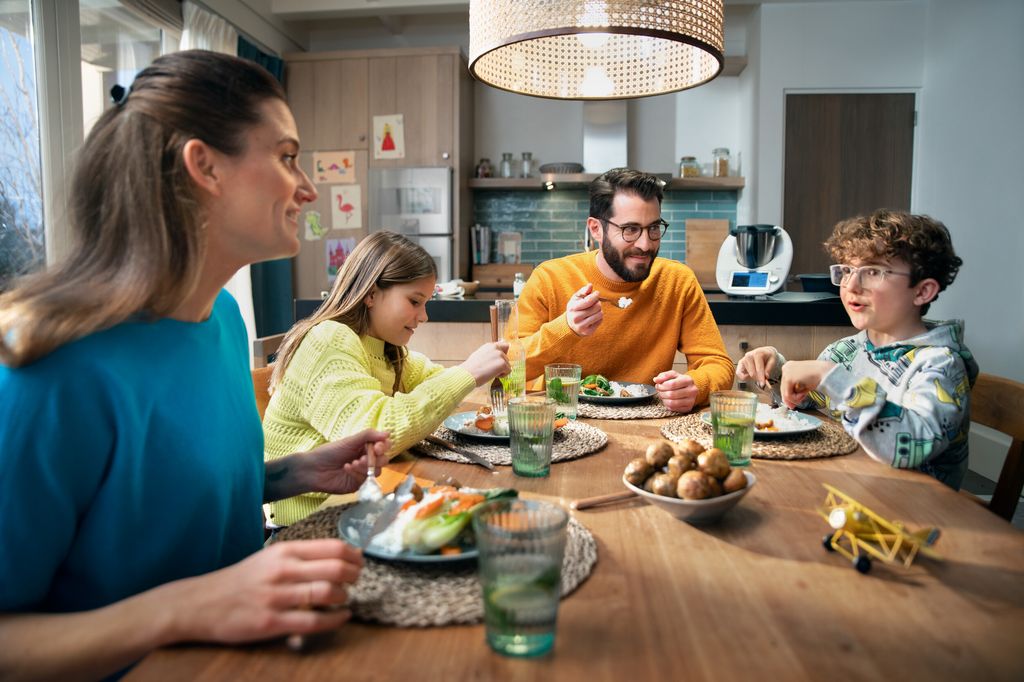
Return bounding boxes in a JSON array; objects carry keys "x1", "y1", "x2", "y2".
[{"x1": 0, "y1": 2, "x2": 44, "y2": 288}]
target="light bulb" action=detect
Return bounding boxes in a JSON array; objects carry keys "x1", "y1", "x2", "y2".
[{"x1": 580, "y1": 66, "x2": 614, "y2": 98}]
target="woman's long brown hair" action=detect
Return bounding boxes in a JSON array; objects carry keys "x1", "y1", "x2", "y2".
[{"x1": 0, "y1": 50, "x2": 285, "y2": 367}]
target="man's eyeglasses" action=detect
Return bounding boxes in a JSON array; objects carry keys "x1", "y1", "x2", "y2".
[
  {"x1": 602, "y1": 218, "x2": 669, "y2": 243},
  {"x1": 829, "y1": 264, "x2": 912, "y2": 290}
]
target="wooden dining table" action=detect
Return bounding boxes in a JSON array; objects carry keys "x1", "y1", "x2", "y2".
[{"x1": 127, "y1": 397, "x2": 1024, "y2": 681}]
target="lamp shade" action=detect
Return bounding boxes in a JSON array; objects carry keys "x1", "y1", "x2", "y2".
[{"x1": 469, "y1": 0, "x2": 724, "y2": 100}]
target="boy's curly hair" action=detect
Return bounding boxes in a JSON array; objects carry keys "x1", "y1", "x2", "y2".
[{"x1": 824, "y1": 209, "x2": 962, "y2": 315}]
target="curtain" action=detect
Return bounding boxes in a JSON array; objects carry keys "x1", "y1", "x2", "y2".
[
  {"x1": 237, "y1": 35, "x2": 294, "y2": 339},
  {"x1": 179, "y1": 2, "x2": 258, "y2": 363}
]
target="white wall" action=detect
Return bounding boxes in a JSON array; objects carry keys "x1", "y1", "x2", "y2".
[
  {"x1": 474, "y1": 89, "x2": 584, "y2": 172},
  {"x1": 915, "y1": 0, "x2": 1024, "y2": 383}
]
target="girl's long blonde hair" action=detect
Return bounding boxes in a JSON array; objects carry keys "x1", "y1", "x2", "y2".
[
  {"x1": 270, "y1": 231, "x2": 437, "y2": 394},
  {"x1": 0, "y1": 50, "x2": 286, "y2": 367}
]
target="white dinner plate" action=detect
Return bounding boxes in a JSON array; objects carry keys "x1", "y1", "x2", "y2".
[
  {"x1": 700, "y1": 409, "x2": 822, "y2": 438},
  {"x1": 579, "y1": 382, "x2": 656, "y2": 405},
  {"x1": 442, "y1": 411, "x2": 509, "y2": 441}
]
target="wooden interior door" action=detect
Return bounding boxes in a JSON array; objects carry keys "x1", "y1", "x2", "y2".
[{"x1": 783, "y1": 93, "x2": 915, "y2": 277}]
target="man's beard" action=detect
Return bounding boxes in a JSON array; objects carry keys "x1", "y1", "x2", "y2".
[{"x1": 601, "y1": 238, "x2": 657, "y2": 282}]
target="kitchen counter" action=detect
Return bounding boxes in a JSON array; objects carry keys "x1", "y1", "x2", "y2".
[{"x1": 296, "y1": 292, "x2": 850, "y2": 327}]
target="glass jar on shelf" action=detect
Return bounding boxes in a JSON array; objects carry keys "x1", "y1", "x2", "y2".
[
  {"x1": 712, "y1": 147, "x2": 731, "y2": 177},
  {"x1": 475, "y1": 158, "x2": 492, "y2": 178},
  {"x1": 679, "y1": 156, "x2": 700, "y2": 178},
  {"x1": 521, "y1": 152, "x2": 534, "y2": 178},
  {"x1": 499, "y1": 152, "x2": 515, "y2": 178}
]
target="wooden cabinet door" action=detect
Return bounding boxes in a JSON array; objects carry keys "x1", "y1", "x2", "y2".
[
  {"x1": 368, "y1": 54, "x2": 455, "y2": 167},
  {"x1": 313, "y1": 58, "x2": 368, "y2": 150},
  {"x1": 287, "y1": 58, "x2": 368, "y2": 151}
]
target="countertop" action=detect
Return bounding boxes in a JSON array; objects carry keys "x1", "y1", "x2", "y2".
[{"x1": 295, "y1": 291, "x2": 850, "y2": 326}]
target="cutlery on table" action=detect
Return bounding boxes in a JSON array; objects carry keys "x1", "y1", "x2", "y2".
[
  {"x1": 571, "y1": 490, "x2": 637, "y2": 511},
  {"x1": 424, "y1": 434, "x2": 496, "y2": 471}
]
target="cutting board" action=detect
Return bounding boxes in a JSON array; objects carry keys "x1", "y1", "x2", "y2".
[{"x1": 685, "y1": 219, "x2": 730, "y2": 290}]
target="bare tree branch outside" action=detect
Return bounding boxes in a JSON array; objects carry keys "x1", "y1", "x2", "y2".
[{"x1": 0, "y1": 14, "x2": 44, "y2": 290}]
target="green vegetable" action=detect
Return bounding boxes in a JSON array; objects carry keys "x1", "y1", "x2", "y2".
[
  {"x1": 547, "y1": 377, "x2": 570, "y2": 403},
  {"x1": 404, "y1": 510, "x2": 472, "y2": 554},
  {"x1": 581, "y1": 374, "x2": 612, "y2": 396}
]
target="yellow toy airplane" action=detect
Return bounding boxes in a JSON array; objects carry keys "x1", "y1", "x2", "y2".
[{"x1": 818, "y1": 484, "x2": 941, "y2": 573}]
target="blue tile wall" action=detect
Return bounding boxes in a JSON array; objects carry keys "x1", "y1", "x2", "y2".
[{"x1": 472, "y1": 189, "x2": 738, "y2": 265}]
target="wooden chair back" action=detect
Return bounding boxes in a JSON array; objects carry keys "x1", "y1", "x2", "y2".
[
  {"x1": 252, "y1": 365, "x2": 274, "y2": 420},
  {"x1": 971, "y1": 373, "x2": 1024, "y2": 521},
  {"x1": 253, "y1": 333, "x2": 286, "y2": 369}
]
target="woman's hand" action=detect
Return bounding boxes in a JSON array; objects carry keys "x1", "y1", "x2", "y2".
[
  {"x1": 265, "y1": 429, "x2": 391, "y2": 501},
  {"x1": 780, "y1": 360, "x2": 835, "y2": 408},
  {"x1": 166, "y1": 539, "x2": 363, "y2": 644},
  {"x1": 460, "y1": 340, "x2": 510, "y2": 387},
  {"x1": 653, "y1": 370, "x2": 698, "y2": 413},
  {"x1": 735, "y1": 346, "x2": 779, "y2": 386}
]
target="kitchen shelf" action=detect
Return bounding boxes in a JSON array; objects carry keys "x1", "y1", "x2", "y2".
[{"x1": 468, "y1": 175, "x2": 744, "y2": 191}]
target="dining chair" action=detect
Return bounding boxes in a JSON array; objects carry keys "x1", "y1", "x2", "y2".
[
  {"x1": 966, "y1": 372, "x2": 1024, "y2": 522},
  {"x1": 252, "y1": 332, "x2": 286, "y2": 369},
  {"x1": 251, "y1": 333, "x2": 286, "y2": 419}
]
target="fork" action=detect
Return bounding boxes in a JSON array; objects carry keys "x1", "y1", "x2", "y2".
[
  {"x1": 356, "y1": 442, "x2": 383, "y2": 504},
  {"x1": 488, "y1": 305, "x2": 506, "y2": 416}
]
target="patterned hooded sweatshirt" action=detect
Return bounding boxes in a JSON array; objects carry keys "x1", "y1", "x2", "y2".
[{"x1": 774, "y1": 320, "x2": 979, "y2": 489}]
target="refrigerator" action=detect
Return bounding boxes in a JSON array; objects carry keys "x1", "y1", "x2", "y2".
[{"x1": 368, "y1": 167, "x2": 454, "y2": 282}]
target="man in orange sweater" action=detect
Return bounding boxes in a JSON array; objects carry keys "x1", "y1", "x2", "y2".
[{"x1": 517, "y1": 168, "x2": 734, "y2": 413}]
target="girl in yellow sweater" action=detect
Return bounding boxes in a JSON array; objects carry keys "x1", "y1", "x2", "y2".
[{"x1": 263, "y1": 231, "x2": 510, "y2": 524}]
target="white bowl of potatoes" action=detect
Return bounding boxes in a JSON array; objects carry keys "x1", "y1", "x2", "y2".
[{"x1": 622, "y1": 440, "x2": 756, "y2": 524}]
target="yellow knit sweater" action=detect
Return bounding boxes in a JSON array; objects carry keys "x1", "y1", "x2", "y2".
[
  {"x1": 263, "y1": 321, "x2": 476, "y2": 525},
  {"x1": 517, "y1": 251, "x2": 734, "y2": 406}
]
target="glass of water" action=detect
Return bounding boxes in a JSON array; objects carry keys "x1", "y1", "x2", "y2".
[
  {"x1": 508, "y1": 396, "x2": 557, "y2": 477},
  {"x1": 544, "y1": 364, "x2": 582, "y2": 420},
  {"x1": 473, "y1": 498, "x2": 568, "y2": 657},
  {"x1": 710, "y1": 390, "x2": 758, "y2": 466}
]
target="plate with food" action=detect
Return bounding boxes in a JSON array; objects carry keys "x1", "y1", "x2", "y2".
[
  {"x1": 700, "y1": 403, "x2": 822, "y2": 437},
  {"x1": 443, "y1": 405, "x2": 570, "y2": 440},
  {"x1": 358, "y1": 484, "x2": 518, "y2": 563},
  {"x1": 577, "y1": 374, "x2": 656, "y2": 405}
]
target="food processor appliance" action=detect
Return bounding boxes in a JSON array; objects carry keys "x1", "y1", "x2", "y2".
[{"x1": 715, "y1": 224, "x2": 793, "y2": 297}]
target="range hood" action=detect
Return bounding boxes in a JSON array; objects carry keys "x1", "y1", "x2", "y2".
[{"x1": 583, "y1": 101, "x2": 627, "y2": 172}]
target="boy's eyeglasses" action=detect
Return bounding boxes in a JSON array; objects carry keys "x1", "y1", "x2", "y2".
[
  {"x1": 602, "y1": 218, "x2": 669, "y2": 243},
  {"x1": 829, "y1": 264, "x2": 912, "y2": 290}
]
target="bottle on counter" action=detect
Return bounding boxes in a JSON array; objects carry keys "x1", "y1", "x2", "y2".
[
  {"x1": 713, "y1": 147, "x2": 731, "y2": 177},
  {"x1": 679, "y1": 156, "x2": 700, "y2": 177},
  {"x1": 520, "y1": 152, "x2": 534, "y2": 178},
  {"x1": 475, "y1": 158, "x2": 492, "y2": 178},
  {"x1": 513, "y1": 272, "x2": 526, "y2": 300},
  {"x1": 499, "y1": 152, "x2": 515, "y2": 178}
]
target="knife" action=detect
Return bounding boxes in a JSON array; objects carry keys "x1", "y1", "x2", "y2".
[{"x1": 423, "y1": 434, "x2": 496, "y2": 471}]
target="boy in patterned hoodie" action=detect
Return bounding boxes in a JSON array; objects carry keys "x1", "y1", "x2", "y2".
[{"x1": 737, "y1": 210, "x2": 978, "y2": 489}]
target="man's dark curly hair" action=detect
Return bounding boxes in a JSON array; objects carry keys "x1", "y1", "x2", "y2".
[
  {"x1": 589, "y1": 168, "x2": 664, "y2": 223},
  {"x1": 824, "y1": 209, "x2": 962, "y2": 316}
]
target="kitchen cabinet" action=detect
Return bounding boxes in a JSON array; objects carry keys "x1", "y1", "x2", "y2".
[{"x1": 284, "y1": 47, "x2": 475, "y2": 295}]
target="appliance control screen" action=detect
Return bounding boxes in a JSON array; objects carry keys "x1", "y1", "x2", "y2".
[{"x1": 731, "y1": 271, "x2": 769, "y2": 288}]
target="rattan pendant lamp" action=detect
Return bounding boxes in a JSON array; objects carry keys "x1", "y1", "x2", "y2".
[{"x1": 469, "y1": 0, "x2": 724, "y2": 100}]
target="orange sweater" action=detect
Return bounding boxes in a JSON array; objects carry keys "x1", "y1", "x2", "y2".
[{"x1": 517, "y1": 251, "x2": 734, "y2": 407}]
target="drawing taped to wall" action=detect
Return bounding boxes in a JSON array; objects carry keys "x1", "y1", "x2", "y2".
[
  {"x1": 330, "y1": 185, "x2": 362, "y2": 230},
  {"x1": 313, "y1": 151, "x2": 356, "y2": 183},
  {"x1": 373, "y1": 114, "x2": 405, "y2": 159}
]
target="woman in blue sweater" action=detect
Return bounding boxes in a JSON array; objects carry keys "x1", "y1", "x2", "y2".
[{"x1": 0, "y1": 50, "x2": 388, "y2": 679}]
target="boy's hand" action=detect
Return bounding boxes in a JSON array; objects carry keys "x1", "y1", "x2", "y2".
[
  {"x1": 780, "y1": 361, "x2": 835, "y2": 408},
  {"x1": 735, "y1": 346, "x2": 779, "y2": 386}
]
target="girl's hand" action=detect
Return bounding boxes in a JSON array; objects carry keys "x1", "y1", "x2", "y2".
[
  {"x1": 780, "y1": 360, "x2": 835, "y2": 408},
  {"x1": 461, "y1": 340, "x2": 510, "y2": 386},
  {"x1": 735, "y1": 346, "x2": 779, "y2": 386},
  {"x1": 167, "y1": 539, "x2": 363, "y2": 644}
]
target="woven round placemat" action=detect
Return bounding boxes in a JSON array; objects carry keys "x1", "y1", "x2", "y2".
[
  {"x1": 424, "y1": 420, "x2": 607, "y2": 466},
  {"x1": 577, "y1": 397, "x2": 677, "y2": 420},
  {"x1": 659, "y1": 413, "x2": 859, "y2": 460},
  {"x1": 276, "y1": 503, "x2": 598, "y2": 627}
]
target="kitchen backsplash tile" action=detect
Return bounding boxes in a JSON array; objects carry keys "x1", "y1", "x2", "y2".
[{"x1": 473, "y1": 190, "x2": 738, "y2": 265}]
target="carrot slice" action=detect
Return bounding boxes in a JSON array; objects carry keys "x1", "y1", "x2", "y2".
[
  {"x1": 414, "y1": 497, "x2": 444, "y2": 519},
  {"x1": 439, "y1": 546, "x2": 462, "y2": 555},
  {"x1": 475, "y1": 415, "x2": 494, "y2": 431},
  {"x1": 450, "y1": 493, "x2": 486, "y2": 514},
  {"x1": 553, "y1": 416, "x2": 569, "y2": 428}
]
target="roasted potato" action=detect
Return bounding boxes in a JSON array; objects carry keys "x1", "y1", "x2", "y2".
[
  {"x1": 624, "y1": 457, "x2": 655, "y2": 487},
  {"x1": 669, "y1": 450, "x2": 697, "y2": 475},
  {"x1": 697, "y1": 448, "x2": 730, "y2": 479},
  {"x1": 676, "y1": 439, "x2": 705, "y2": 458},
  {"x1": 722, "y1": 467, "x2": 748, "y2": 493},
  {"x1": 676, "y1": 470, "x2": 714, "y2": 500},
  {"x1": 666, "y1": 454, "x2": 691, "y2": 478},
  {"x1": 651, "y1": 472, "x2": 680, "y2": 498},
  {"x1": 706, "y1": 476, "x2": 723, "y2": 498},
  {"x1": 644, "y1": 441, "x2": 675, "y2": 468},
  {"x1": 643, "y1": 475, "x2": 657, "y2": 493}
]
